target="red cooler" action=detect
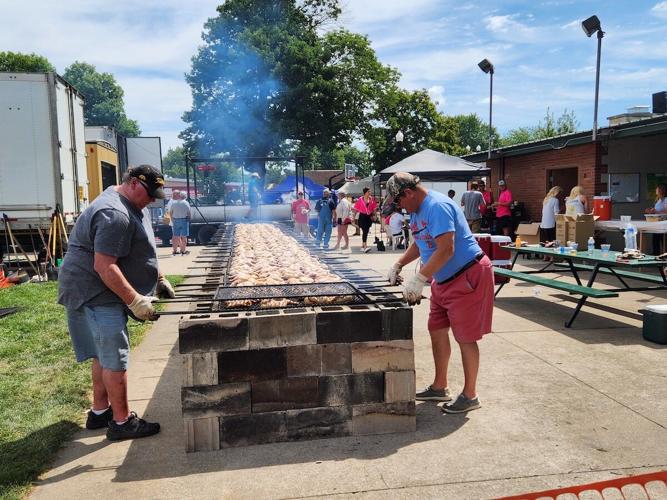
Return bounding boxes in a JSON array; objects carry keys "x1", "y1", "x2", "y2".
[
  {"x1": 473, "y1": 233, "x2": 492, "y2": 257},
  {"x1": 593, "y1": 196, "x2": 611, "y2": 220},
  {"x1": 490, "y1": 235, "x2": 512, "y2": 260}
]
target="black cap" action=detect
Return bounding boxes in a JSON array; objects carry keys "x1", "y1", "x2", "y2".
[{"x1": 129, "y1": 164, "x2": 165, "y2": 199}]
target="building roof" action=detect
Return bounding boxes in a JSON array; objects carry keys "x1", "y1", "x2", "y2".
[
  {"x1": 462, "y1": 113, "x2": 667, "y2": 162},
  {"x1": 304, "y1": 169, "x2": 345, "y2": 188}
]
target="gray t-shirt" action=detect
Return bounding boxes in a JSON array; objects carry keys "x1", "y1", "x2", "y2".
[
  {"x1": 169, "y1": 199, "x2": 191, "y2": 219},
  {"x1": 461, "y1": 190, "x2": 484, "y2": 220},
  {"x1": 58, "y1": 186, "x2": 158, "y2": 310}
]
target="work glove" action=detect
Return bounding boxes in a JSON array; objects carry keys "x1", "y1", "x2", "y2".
[
  {"x1": 128, "y1": 294, "x2": 159, "y2": 321},
  {"x1": 387, "y1": 262, "x2": 403, "y2": 285},
  {"x1": 155, "y1": 276, "x2": 176, "y2": 299},
  {"x1": 403, "y1": 272, "x2": 428, "y2": 305}
]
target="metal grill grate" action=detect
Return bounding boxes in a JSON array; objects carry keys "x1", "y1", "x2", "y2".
[{"x1": 214, "y1": 281, "x2": 364, "y2": 301}]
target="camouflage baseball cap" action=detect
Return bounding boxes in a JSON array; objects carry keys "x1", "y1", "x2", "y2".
[{"x1": 381, "y1": 172, "x2": 420, "y2": 216}]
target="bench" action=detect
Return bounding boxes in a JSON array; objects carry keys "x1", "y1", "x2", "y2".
[
  {"x1": 554, "y1": 262, "x2": 666, "y2": 285},
  {"x1": 493, "y1": 267, "x2": 619, "y2": 298}
]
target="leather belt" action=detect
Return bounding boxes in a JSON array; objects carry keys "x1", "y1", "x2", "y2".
[{"x1": 437, "y1": 253, "x2": 485, "y2": 285}]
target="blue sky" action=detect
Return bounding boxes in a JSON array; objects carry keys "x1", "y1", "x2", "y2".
[{"x1": 2, "y1": 0, "x2": 666, "y2": 152}]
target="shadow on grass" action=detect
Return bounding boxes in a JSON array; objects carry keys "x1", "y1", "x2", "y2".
[{"x1": 0, "y1": 420, "x2": 81, "y2": 497}]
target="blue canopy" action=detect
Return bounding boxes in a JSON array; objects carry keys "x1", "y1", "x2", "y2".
[{"x1": 262, "y1": 175, "x2": 325, "y2": 204}]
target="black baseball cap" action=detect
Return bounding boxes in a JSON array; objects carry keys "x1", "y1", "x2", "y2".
[{"x1": 129, "y1": 164, "x2": 165, "y2": 199}]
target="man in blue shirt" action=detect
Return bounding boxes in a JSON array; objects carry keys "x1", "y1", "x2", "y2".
[{"x1": 383, "y1": 172, "x2": 494, "y2": 414}]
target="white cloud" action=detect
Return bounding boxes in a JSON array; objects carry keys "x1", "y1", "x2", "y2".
[
  {"x1": 651, "y1": 1, "x2": 667, "y2": 18},
  {"x1": 484, "y1": 15, "x2": 540, "y2": 43},
  {"x1": 428, "y1": 85, "x2": 446, "y2": 109}
]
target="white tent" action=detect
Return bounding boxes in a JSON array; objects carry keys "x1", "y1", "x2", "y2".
[
  {"x1": 379, "y1": 148, "x2": 489, "y2": 181},
  {"x1": 337, "y1": 176, "x2": 378, "y2": 197}
]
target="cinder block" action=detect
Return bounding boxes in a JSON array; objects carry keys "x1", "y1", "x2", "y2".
[
  {"x1": 286, "y1": 406, "x2": 352, "y2": 440},
  {"x1": 320, "y1": 343, "x2": 351, "y2": 375},
  {"x1": 218, "y1": 348, "x2": 287, "y2": 383},
  {"x1": 351, "y1": 340, "x2": 414, "y2": 373},
  {"x1": 287, "y1": 344, "x2": 321, "y2": 377},
  {"x1": 384, "y1": 371, "x2": 416, "y2": 403},
  {"x1": 318, "y1": 373, "x2": 385, "y2": 406},
  {"x1": 316, "y1": 309, "x2": 383, "y2": 344},
  {"x1": 249, "y1": 312, "x2": 317, "y2": 349},
  {"x1": 179, "y1": 316, "x2": 248, "y2": 354},
  {"x1": 220, "y1": 412, "x2": 287, "y2": 448},
  {"x1": 252, "y1": 377, "x2": 319, "y2": 412},
  {"x1": 352, "y1": 402, "x2": 416, "y2": 435},
  {"x1": 381, "y1": 306, "x2": 413, "y2": 341},
  {"x1": 182, "y1": 382, "x2": 251, "y2": 418},
  {"x1": 185, "y1": 416, "x2": 220, "y2": 452},
  {"x1": 182, "y1": 352, "x2": 218, "y2": 387}
]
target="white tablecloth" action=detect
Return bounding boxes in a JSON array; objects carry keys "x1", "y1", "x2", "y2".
[{"x1": 595, "y1": 220, "x2": 667, "y2": 234}]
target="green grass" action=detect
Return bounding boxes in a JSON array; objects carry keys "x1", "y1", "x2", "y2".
[{"x1": 0, "y1": 276, "x2": 183, "y2": 500}]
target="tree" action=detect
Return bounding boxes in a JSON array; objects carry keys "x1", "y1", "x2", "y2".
[
  {"x1": 180, "y1": 0, "x2": 397, "y2": 176},
  {"x1": 501, "y1": 108, "x2": 579, "y2": 147},
  {"x1": 162, "y1": 146, "x2": 187, "y2": 178},
  {"x1": 0, "y1": 51, "x2": 55, "y2": 72},
  {"x1": 450, "y1": 113, "x2": 500, "y2": 153},
  {"x1": 363, "y1": 88, "x2": 462, "y2": 171},
  {"x1": 63, "y1": 62, "x2": 141, "y2": 137}
]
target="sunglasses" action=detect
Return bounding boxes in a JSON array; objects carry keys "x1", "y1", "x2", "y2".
[{"x1": 136, "y1": 179, "x2": 153, "y2": 198}]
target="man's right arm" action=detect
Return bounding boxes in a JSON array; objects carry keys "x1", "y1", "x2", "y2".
[{"x1": 93, "y1": 252, "x2": 137, "y2": 305}]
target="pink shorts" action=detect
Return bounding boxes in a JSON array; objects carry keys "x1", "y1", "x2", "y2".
[{"x1": 427, "y1": 255, "x2": 494, "y2": 343}]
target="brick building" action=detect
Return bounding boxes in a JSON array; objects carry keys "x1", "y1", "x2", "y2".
[{"x1": 464, "y1": 114, "x2": 667, "y2": 223}]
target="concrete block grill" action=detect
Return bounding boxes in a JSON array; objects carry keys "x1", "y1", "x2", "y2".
[{"x1": 177, "y1": 223, "x2": 415, "y2": 451}]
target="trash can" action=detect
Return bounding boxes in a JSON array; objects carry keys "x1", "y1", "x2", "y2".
[{"x1": 642, "y1": 304, "x2": 667, "y2": 344}]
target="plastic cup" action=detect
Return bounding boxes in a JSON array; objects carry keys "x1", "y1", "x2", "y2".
[
  {"x1": 570, "y1": 243, "x2": 578, "y2": 255},
  {"x1": 601, "y1": 244, "x2": 611, "y2": 256}
]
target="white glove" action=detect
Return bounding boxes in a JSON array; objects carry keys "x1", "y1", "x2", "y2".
[
  {"x1": 403, "y1": 272, "x2": 428, "y2": 305},
  {"x1": 387, "y1": 262, "x2": 403, "y2": 285},
  {"x1": 128, "y1": 294, "x2": 159, "y2": 321},
  {"x1": 155, "y1": 276, "x2": 176, "y2": 299}
]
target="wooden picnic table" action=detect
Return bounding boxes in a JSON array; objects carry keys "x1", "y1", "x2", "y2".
[{"x1": 494, "y1": 245, "x2": 667, "y2": 328}]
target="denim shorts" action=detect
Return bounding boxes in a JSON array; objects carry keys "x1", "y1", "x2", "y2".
[
  {"x1": 67, "y1": 303, "x2": 130, "y2": 371},
  {"x1": 172, "y1": 218, "x2": 189, "y2": 237}
]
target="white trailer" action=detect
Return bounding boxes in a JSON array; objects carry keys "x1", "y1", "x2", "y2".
[{"x1": 0, "y1": 72, "x2": 88, "y2": 229}]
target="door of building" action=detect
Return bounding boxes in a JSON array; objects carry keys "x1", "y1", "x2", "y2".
[{"x1": 548, "y1": 167, "x2": 578, "y2": 212}]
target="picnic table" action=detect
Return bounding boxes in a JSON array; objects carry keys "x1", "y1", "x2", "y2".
[{"x1": 494, "y1": 245, "x2": 667, "y2": 328}]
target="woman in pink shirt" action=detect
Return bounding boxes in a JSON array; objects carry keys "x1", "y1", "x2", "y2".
[
  {"x1": 493, "y1": 179, "x2": 513, "y2": 236},
  {"x1": 352, "y1": 187, "x2": 378, "y2": 253}
]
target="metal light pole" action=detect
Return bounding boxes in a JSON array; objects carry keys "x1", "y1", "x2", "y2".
[
  {"x1": 478, "y1": 59, "x2": 494, "y2": 159},
  {"x1": 582, "y1": 15, "x2": 604, "y2": 142}
]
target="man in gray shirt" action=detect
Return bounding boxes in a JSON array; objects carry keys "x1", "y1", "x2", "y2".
[
  {"x1": 58, "y1": 165, "x2": 175, "y2": 441},
  {"x1": 168, "y1": 190, "x2": 191, "y2": 255},
  {"x1": 461, "y1": 182, "x2": 485, "y2": 233}
]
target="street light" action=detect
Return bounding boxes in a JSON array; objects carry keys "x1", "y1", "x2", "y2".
[
  {"x1": 395, "y1": 130, "x2": 404, "y2": 161},
  {"x1": 582, "y1": 15, "x2": 604, "y2": 141},
  {"x1": 478, "y1": 58, "x2": 494, "y2": 159}
]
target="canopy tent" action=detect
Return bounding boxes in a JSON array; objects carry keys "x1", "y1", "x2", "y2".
[
  {"x1": 337, "y1": 176, "x2": 379, "y2": 197},
  {"x1": 262, "y1": 175, "x2": 325, "y2": 204},
  {"x1": 379, "y1": 148, "x2": 489, "y2": 182}
]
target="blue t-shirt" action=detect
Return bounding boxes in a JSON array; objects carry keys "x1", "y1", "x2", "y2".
[
  {"x1": 655, "y1": 197, "x2": 666, "y2": 213},
  {"x1": 410, "y1": 190, "x2": 482, "y2": 282}
]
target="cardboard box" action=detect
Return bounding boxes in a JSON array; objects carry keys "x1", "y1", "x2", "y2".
[
  {"x1": 516, "y1": 223, "x2": 541, "y2": 245},
  {"x1": 555, "y1": 214, "x2": 569, "y2": 244},
  {"x1": 565, "y1": 214, "x2": 598, "y2": 248}
]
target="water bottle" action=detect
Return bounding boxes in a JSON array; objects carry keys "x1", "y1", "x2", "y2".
[
  {"x1": 624, "y1": 223, "x2": 637, "y2": 251},
  {"x1": 587, "y1": 236, "x2": 595, "y2": 255}
]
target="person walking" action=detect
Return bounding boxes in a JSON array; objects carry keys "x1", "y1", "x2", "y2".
[
  {"x1": 333, "y1": 192, "x2": 352, "y2": 250},
  {"x1": 461, "y1": 181, "x2": 485, "y2": 233},
  {"x1": 165, "y1": 189, "x2": 179, "y2": 254},
  {"x1": 540, "y1": 186, "x2": 562, "y2": 242},
  {"x1": 384, "y1": 172, "x2": 494, "y2": 414},
  {"x1": 565, "y1": 185, "x2": 588, "y2": 215},
  {"x1": 315, "y1": 188, "x2": 336, "y2": 249},
  {"x1": 291, "y1": 191, "x2": 311, "y2": 237},
  {"x1": 57, "y1": 165, "x2": 176, "y2": 441},
  {"x1": 168, "y1": 190, "x2": 191, "y2": 255},
  {"x1": 352, "y1": 187, "x2": 378, "y2": 253},
  {"x1": 492, "y1": 180, "x2": 513, "y2": 236}
]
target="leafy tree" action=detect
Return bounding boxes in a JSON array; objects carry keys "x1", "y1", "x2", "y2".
[
  {"x1": 501, "y1": 108, "x2": 579, "y2": 147},
  {"x1": 63, "y1": 62, "x2": 140, "y2": 137},
  {"x1": 0, "y1": 51, "x2": 55, "y2": 72},
  {"x1": 450, "y1": 113, "x2": 500, "y2": 153},
  {"x1": 180, "y1": 0, "x2": 397, "y2": 176},
  {"x1": 364, "y1": 88, "x2": 462, "y2": 171},
  {"x1": 162, "y1": 146, "x2": 187, "y2": 178}
]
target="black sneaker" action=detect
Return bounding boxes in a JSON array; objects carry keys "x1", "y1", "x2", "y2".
[
  {"x1": 86, "y1": 407, "x2": 113, "y2": 430},
  {"x1": 416, "y1": 385, "x2": 452, "y2": 402},
  {"x1": 106, "y1": 411, "x2": 160, "y2": 441}
]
